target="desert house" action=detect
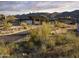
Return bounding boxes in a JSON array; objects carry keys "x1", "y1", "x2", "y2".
[{"x1": 27, "y1": 13, "x2": 54, "y2": 25}]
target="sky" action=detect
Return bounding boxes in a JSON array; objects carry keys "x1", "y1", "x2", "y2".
[{"x1": 0, "y1": 1, "x2": 79, "y2": 15}]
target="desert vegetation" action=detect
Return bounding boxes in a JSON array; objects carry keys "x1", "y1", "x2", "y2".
[{"x1": 0, "y1": 22, "x2": 78, "y2": 58}]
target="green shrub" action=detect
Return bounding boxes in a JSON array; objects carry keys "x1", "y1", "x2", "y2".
[{"x1": 3, "y1": 22, "x2": 12, "y2": 30}]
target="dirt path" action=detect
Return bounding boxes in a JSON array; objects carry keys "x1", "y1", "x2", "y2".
[
  {"x1": 0, "y1": 34, "x2": 26, "y2": 42},
  {"x1": 0, "y1": 25, "x2": 76, "y2": 42}
]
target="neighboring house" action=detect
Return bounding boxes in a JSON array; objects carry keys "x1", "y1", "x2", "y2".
[
  {"x1": 15, "y1": 14, "x2": 33, "y2": 25},
  {"x1": 27, "y1": 13, "x2": 54, "y2": 25},
  {"x1": 22, "y1": 19, "x2": 32, "y2": 25},
  {"x1": 15, "y1": 13, "x2": 56, "y2": 25}
]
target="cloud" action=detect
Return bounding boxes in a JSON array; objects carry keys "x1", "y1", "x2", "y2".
[{"x1": 0, "y1": 1, "x2": 79, "y2": 15}]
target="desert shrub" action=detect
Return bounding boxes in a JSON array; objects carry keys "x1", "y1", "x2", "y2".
[
  {"x1": 8, "y1": 27, "x2": 79, "y2": 58},
  {"x1": 54, "y1": 21, "x2": 66, "y2": 28},
  {"x1": 30, "y1": 22, "x2": 52, "y2": 39},
  {"x1": 55, "y1": 31, "x2": 78, "y2": 45},
  {"x1": 3, "y1": 22, "x2": 12, "y2": 30},
  {"x1": 29, "y1": 22, "x2": 55, "y2": 48},
  {"x1": 21, "y1": 22, "x2": 55, "y2": 57},
  {"x1": 20, "y1": 22, "x2": 28, "y2": 29},
  {"x1": 0, "y1": 22, "x2": 79, "y2": 57},
  {"x1": 44, "y1": 32, "x2": 79, "y2": 58},
  {"x1": 0, "y1": 40, "x2": 14, "y2": 57}
]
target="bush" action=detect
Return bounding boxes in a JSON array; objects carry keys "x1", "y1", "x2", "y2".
[
  {"x1": 20, "y1": 22, "x2": 28, "y2": 29},
  {"x1": 0, "y1": 22, "x2": 79, "y2": 57},
  {"x1": 29, "y1": 22, "x2": 54, "y2": 47},
  {"x1": 3, "y1": 22, "x2": 12, "y2": 30},
  {"x1": 44, "y1": 32, "x2": 79, "y2": 58},
  {"x1": 22, "y1": 22, "x2": 55, "y2": 57},
  {"x1": 0, "y1": 41, "x2": 14, "y2": 57}
]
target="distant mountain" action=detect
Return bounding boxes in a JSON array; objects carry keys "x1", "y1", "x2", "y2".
[
  {"x1": 55, "y1": 10, "x2": 79, "y2": 19},
  {"x1": 14, "y1": 10, "x2": 79, "y2": 23}
]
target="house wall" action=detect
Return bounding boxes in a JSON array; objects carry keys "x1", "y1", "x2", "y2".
[
  {"x1": 25, "y1": 20, "x2": 32, "y2": 24},
  {"x1": 28, "y1": 16, "x2": 50, "y2": 25}
]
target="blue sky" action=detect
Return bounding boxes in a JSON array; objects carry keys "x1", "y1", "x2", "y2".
[{"x1": 0, "y1": 1, "x2": 79, "y2": 15}]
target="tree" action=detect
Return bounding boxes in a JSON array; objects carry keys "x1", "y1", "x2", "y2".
[{"x1": 5, "y1": 16, "x2": 17, "y2": 22}]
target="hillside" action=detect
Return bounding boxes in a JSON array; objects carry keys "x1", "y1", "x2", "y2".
[{"x1": 14, "y1": 10, "x2": 79, "y2": 23}]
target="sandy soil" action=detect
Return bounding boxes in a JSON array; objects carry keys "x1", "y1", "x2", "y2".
[{"x1": 0, "y1": 34, "x2": 26, "y2": 42}]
